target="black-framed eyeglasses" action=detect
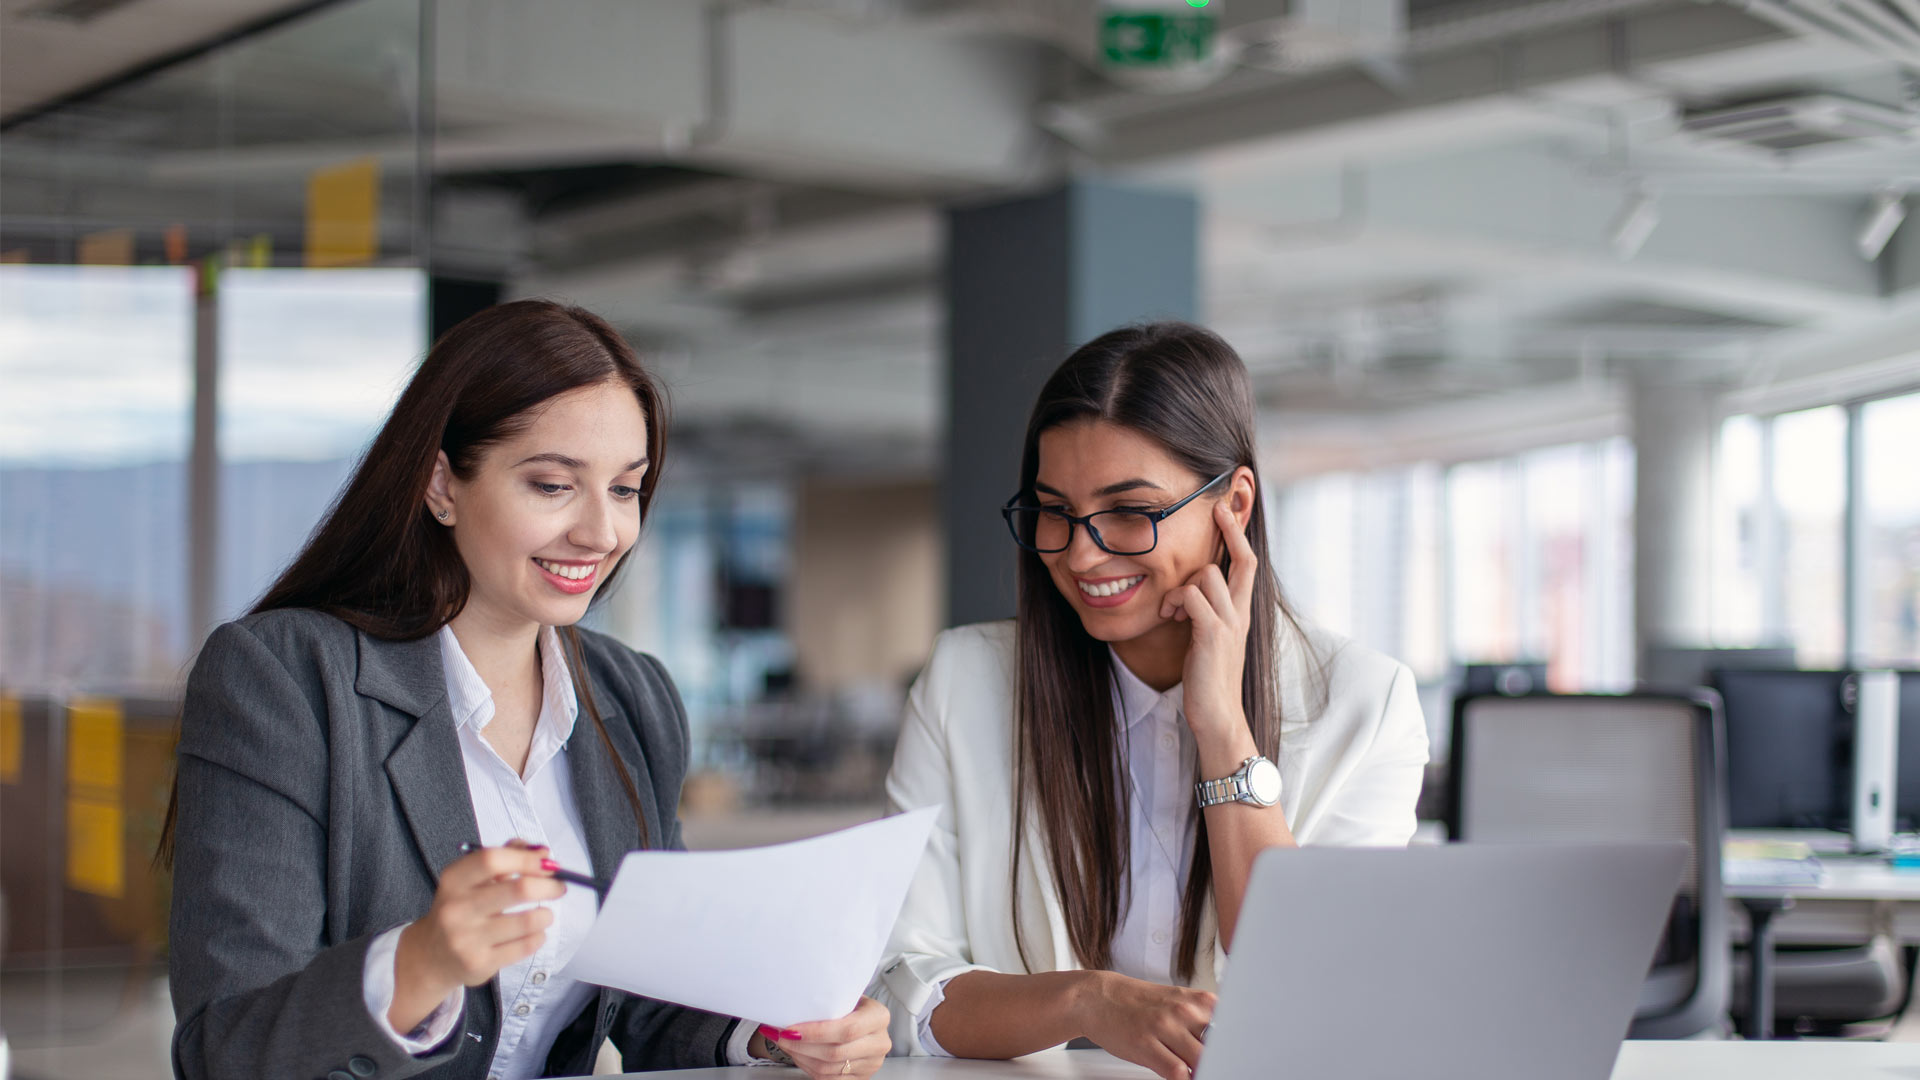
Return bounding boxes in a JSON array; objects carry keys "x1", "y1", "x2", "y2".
[{"x1": 1001, "y1": 470, "x2": 1232, "y2": 556}]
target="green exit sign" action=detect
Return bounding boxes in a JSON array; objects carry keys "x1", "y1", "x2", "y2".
[{"x1": 1101, "y1": 9, "x2": 1217, "y2": 68}]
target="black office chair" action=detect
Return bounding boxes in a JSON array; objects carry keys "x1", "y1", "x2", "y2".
[{"x1": 1447, "y1": 690, "x2": 1729, "y2": 1039}]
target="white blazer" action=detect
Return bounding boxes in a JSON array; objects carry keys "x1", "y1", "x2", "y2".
[{"x1": 870, "y1": 618, "x2": 1430, "y2": 1056}]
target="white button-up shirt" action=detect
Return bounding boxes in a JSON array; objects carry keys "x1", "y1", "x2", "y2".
[
  {"x1": 915, "y1": 650, "x2": 1197, "y2": 1054},
  {"x1": 360, "y1": 626, "x2": 753, "y2": 1077},
  {"x1": 1106, "y1": 651, "x2": 1197, "y2": 986}
]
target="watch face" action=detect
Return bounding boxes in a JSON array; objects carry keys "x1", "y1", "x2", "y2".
[{"x1": 1247, "y1": 758, "x2": 1283, "y2": 804}]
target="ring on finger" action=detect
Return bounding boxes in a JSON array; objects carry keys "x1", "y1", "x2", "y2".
[{"x1": 841, "y1": 1059, "x2": 852, "y2": 1075}]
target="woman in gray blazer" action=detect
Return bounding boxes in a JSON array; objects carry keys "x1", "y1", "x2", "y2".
[{"x1": 162, "y1": 301, "x2": 890, "y2": 1080}]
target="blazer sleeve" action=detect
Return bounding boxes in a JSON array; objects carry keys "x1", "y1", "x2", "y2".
[
  {"x1": 869, "y1": 633, "x2": 995, "y2": 1057},
  {"x1": 606, "y1": 650, "x2": 746, "y2": 1071},
  {"x1": 169, "y1": 621, "x2": 461, "y2": 1080},
  {"x1": 1305, "y1": 661, "x2": 1430, "y2": 848}
]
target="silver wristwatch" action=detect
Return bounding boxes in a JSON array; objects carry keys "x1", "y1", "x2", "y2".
[{"x1": 1194, "y1": 755, "x2": 1282, "y2": 809}]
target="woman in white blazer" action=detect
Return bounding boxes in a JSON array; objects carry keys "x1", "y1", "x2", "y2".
[{"x1": 871, "y1": 322, "x2": 1429, "y2": 1080}]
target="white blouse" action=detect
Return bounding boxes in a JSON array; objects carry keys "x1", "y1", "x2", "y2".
[
  {"x1": 359, "y1": 626, "x2": 755, "y2": 1078},
  {"x1": 873, "y1": 618, "x2": 1430, "y2": 1057},
  {"x1": 914, "y1": 649, "x2": 1200, "y2": 1054}
]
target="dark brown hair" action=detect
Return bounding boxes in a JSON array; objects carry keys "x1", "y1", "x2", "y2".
[
  {"x1": 1010, "y1": 321, "x2": 1308, "y2": 981},
  {"x1": 159, "y1": 299, "x2": 665, "y2": 866}
]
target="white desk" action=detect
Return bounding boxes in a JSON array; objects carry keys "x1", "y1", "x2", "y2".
[
  {"x1": 1724, "y1": 854, "x2": 1920, "y2": 945},
  {"x1": 608, "y1": 1043, "x2": 1920, "y2": 1080},
  {"x1": 1723, "y1": 832, "x2": 1920, "y2": 1039}
]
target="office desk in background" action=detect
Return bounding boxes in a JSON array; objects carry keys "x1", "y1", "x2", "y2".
[
  {"x1": 592, "y1": 1042, "x2": 1919, "y2": 1080},
  {"x1": 1724, "y1": 829, "x2": 1920, "y2": 1039}
]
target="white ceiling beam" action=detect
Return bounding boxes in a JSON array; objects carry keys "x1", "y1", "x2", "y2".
[{"x1": 1211, "y1": 145, "x2": 1884, "y2": 323}]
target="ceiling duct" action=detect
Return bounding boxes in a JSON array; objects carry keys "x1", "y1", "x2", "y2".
[
  {"x1": 899, "y1": 0, "x2": 1405, "y2": 90},
  {"x1": 1678, "y1": 92, "x2": 1918, "y2": 156},
  {"x1": 17, "y1": 0, "x2": 145, "y2": 23}
]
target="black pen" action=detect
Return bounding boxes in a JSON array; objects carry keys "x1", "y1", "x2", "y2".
[{"x1": 458, "y1": 841, "x2": 612, "y2": 895}]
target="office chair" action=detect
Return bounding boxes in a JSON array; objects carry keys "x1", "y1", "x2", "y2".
[{"x1": 1447, "y1": 691, "x2": 1729, "y2": 1039}]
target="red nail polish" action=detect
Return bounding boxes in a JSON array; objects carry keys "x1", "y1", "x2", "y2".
[
  {"x1": 540, "y1": 858, "x2": 559, "y2": 872},
  {"x1": 782, "y1": 1029, "x2": 804, "y2": 1041}
]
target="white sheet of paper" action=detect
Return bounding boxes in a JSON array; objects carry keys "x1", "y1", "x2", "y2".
[{"x1": 562, "y1": 806, "x2": 937, "y2": 1028}]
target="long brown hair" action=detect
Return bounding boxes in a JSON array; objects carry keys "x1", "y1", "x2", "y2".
[
  {"x1": 1010, "y1": 321, "x2": 1306, "y2": 982},
  {"x1": 159, "y1": 300, "x2": 665, "y2": 866}
]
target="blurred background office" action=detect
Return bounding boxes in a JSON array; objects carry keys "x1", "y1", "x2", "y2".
[{"x1": 4, "y1": 0, "x2": 1920, "y2": 1075}]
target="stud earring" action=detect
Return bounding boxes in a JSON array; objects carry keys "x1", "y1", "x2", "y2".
[{"x1": 435, "y1": 509, "x2": 449, "y2": 521}]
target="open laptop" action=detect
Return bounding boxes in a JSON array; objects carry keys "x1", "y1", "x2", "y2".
[{"x1": 1196, "y1": 842, "x2": 1687, "y2": 1080}]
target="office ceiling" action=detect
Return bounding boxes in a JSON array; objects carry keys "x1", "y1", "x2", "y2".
[{"x1": 5, "y1": 0, "x2": 1920, "y2": 478}]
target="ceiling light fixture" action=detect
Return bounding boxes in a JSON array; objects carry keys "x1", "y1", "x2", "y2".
[
  {"x1": 1609, "y1": 187, "x2": 1659, "y2": 260},
  {"x1": 1857, "y1": 188, "x2": 1907, "y2": 261}
]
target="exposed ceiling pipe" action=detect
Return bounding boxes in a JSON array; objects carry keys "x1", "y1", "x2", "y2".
[
  {"x1": 1734, "y1": 0, "x2": 1920, "y2": 66},
  {"x1": 1831, "y1": 0, "x2": 1920, "y2": 54}
]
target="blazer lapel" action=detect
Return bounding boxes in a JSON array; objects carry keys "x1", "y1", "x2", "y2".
[
  {"x1": 566, "y1": 670, "x2": 646, "y2": 879},
  {"x1": 358, "y1": 629, "x2": 480, "y2": 883}
]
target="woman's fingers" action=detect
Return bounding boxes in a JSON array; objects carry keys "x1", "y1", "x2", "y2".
[
  {"x1": 1214, "y1": 501, "x2": 1258, "y2": 606},
  {"x1": 1124, "y1": 1040, "x2": 1194, "y2": 1080},
  {"x1": 1161, "y1": 583, "x2": 1217, "y2": 625},
  {"x1": 780, "y1": 996, "x2": 890, "y2": 1079},
  {"x1": 781, "y1": 1029, "x2": 890, "y2": 1065},
  {"x1": 442, "y1": 845, "x2": 550, "y2": 891},
  {"x1": 1192, "y1": 564, "x2": 1235, "y2": 625},
  {"x1": 1163, "y1": 1026, "x2": 1205, "y2": 1071},
  {"x1": 468, "y1": 872, "x2": 565, "y2": 915}
]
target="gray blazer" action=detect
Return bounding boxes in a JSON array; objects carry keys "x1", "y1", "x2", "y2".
[{"x1": 168, "y1": 608, "x2": 742, "y2": 1080}]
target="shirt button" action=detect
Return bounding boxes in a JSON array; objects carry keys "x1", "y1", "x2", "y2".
[
  {"x1": 1152, "y1": 930, "x2": 1170, "y2": 945},
  {"x1": 1160, "y1": 734, "x2": 1175, "y2": 750},
  {"x1": 515, "y1": 1003, "x2": 532, "y2": 1016},
  {"x1": 531, "y1": 971, "x2": 548, "y2": 985}
]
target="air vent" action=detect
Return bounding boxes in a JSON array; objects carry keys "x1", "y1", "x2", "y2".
[
  {"x1": 1680, "y1": 93, "x2": 1917, "y2": 156},
  {"x1": 19, "y1": 0, "x2": 144, "y2": 24}
]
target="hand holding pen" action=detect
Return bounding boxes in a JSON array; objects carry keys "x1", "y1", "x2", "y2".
[
  {"x1": 385, "y1": 839, "x2": 568, "y2": 1035},
  {"x1": 458, "y1": 840, "x2": 611, "y2": 895}
]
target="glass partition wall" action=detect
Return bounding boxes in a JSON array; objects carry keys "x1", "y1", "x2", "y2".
[{"x1": 0, "y1": 3, "x2": 428, "y2": 1071}]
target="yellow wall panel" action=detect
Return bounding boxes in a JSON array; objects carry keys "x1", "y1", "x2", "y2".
[
  {"x1": 0, "y1": 694, "x2": 20, "y2": 783},
  {"x1": 68, "y1": 798, "x2": 125, "y2": 898},
  {"x1": 305, "y1": 157, "x2": 380, "y2": 267},
  {"x1": 68, "y1": 698, "x2": 124, "y2": 794}
]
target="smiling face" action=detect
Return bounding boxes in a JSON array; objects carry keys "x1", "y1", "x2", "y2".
[
  {"x1": 1033, "y1": 419, "x2": 1244, "y2": 648},
  {"x1": 428, "y1": 379, "x2": 650, "y2": 638}
]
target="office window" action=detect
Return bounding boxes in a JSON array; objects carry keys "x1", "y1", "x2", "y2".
[
  {"x1": 1445, "y1": 439, "x2": 1633, "y2": 691},
  {"x1": 1272, "y1": 466, "x2": 1445, "y2": 682},
  {"x1": 1861, "y1": 391, "x2": 1920, "y2": 666},
  {"x1": 1400, "y1": 462, "x2": 1446, "y2": 681},
  {"x1": 1714, "y1": 406, "x2": 1847, "y2": 665},
  {"x1": 216, "y1": 269, "x2": 426, "y2": 621},
  {"x1": 1273, "y1": 471, "x2": 1357, "y2": 639},
  {"x1": 0, "y1": 265, "x2": 194, "y2": 689},
  {"x1": 1713, "y1": 414, "x2": 1769, "y2": 647},
  {"x1": 1446, "y1": 457, "x2": 1522, "y2": 666},
  {"x1": 1774, "y1": 405, "x2": 1848, "y2": 667}
]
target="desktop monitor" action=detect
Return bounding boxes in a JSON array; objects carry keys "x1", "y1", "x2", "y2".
[
  {"x1": 1643, "y1": 645, "x2": 1796, "y2": 691},
  {"x1": 1713, "y1": 669, "x2": 1852, "y2": 831},
  {"x1": 1460, "y1": 662, "x2": 1548, "y2": 697}
]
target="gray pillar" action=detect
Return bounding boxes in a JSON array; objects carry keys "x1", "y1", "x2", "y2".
[
  {"x1": 1629, "y1": 369, "x2": 1718, "y2": 678},
  {"x1": 189, "y1": 275, "x2": 220, "y2": 650},
  {"x1": 943, "y1": 180, "x2": 1198, "y2": 627}
]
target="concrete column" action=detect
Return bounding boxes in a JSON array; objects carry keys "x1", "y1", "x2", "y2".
[
  {"x1": 188, "y1": 271, "x2": 220, "y2": 651},
  {"x1": 1629, "y1": 369, "x2": 1719, "y2": 678},
  {"x1": 942, "y1": 179, "x2": 1198, "y2": 627}
]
